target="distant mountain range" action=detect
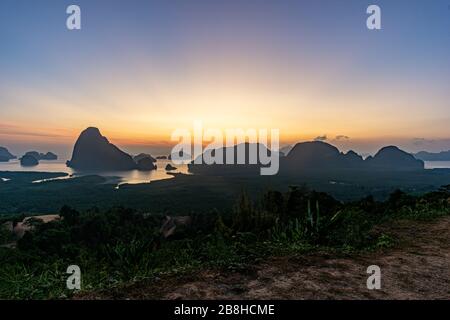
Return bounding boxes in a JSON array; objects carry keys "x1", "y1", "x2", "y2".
[
  {"x1": 0, "y1": 147, "x2": 58, "y2": 164},
  {"x1": 189, "y1": 141, "x2": 424, "y2": 175},
  {"x1": 281, "y1": 142, "x2": 423, "y2": 172},
  {"x1": 64, "y1": 127, "x2": 427, "y2": 174},
  {"x1": 414, "y1": 150, "x2": 450, "y2": 161},
  {"x1": 23, "y1": 151, "x2": 58, "y2": 161}
]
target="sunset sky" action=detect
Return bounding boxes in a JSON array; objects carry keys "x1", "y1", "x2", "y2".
[{"x1": 0, "y1": 0, "x2": 449, "y2": 158}]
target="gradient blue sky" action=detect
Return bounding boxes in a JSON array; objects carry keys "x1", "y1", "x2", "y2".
[{"x1": 0, "y1": 0, "x2": 449, "y2": 158}]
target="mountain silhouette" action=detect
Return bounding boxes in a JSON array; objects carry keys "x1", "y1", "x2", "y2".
[
  {"x1": 188, "y1": 141, "x2": 424, "y2": 176},
  {"x1": 24, "y1": 151, "x2": 57, "y2": 160},
  {"x1": 0, "y1": 147, "x2": 16, "y2": 162},
  {"x1": 279, "y1": 145, "x2": 293, "y2": 156},
  {"x1": 165, "y1": 164, "x2": 177, "y2": 171},
  {"x1": 283, "y1": 141, "x2": 364, "y2": 170},
  {"x1": 136, "y1": 157, "x2": 157, "y2": 171},
  {"x1": 283, "y1": 142, "x2": 424, "y2": 171},
  {"x1": 134, "y1": 153, "x2": 156, "y2": 163},
  {"x1": 188, "y1": 143, "x2": 278, "y2": 175},
  {"x1": 20, "y1": 154, "x2": 39, "y2": 166},
  {"x1": 134, "y1": 154, "x2": 157, "y2": 171},
  {"x1": 67, "y1": 127, "x2": 137, "y2": 171},
  {"x1": 414, "y1": 150, "x2": 450, "y2": 161},
  {"x1": 342, "y1": 150, "x2": 365, "y2": 166},
  {"x1": 365, "y1": 146, "x2": 424, "y2": 170}
]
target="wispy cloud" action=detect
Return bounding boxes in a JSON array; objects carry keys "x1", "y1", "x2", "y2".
[
  {"x1": 335, "y1": 135, "x2": 350, "y2": 141},
  {"x1": 0, "y1": 123, "x2": 73, "y2": 139},
  {"x1": 314, "y1": 135, "x2": 327, "y2": 142}
]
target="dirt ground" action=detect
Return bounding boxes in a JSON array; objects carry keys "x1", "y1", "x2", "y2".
[{"x1": 78, "y1": 216, "x2": 450, "y2": 300}]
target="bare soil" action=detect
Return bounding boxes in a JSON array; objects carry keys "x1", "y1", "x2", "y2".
[{"x1": 77, "y1": 217, "x2": 450, "y2": 300}]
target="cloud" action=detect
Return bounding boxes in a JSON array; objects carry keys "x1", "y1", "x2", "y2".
[
  {"x1": 0, "y1": 123, "x2": 72, "y2": 139},
  {"x1": 314, "y1": 135, "x2": 327, "y2": 141},
  {"x1": 335, "y1": 135, "x2": 350, "y2": 140}
]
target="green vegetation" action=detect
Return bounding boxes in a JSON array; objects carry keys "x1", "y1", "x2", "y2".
[
  {"x1": 2, "y1": 169, "x2": 450, "y2": 215},
  {"x1": 1, "y1": 185, "x2": 449, "y2": 299}
]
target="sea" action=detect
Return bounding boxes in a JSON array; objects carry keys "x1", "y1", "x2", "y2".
[
  {"x1": 1, "y1": 160, "x2": 449, "y2": 185},
  {"x1": 423, "y1": 161, "x2": 450, "y2": 169},
  {"x1": 0, "y1": 159, "x2": 190, "y2": 185}
]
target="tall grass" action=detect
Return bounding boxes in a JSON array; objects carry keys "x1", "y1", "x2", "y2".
[{"x1": 0, "y1": 187, "x2": 449, "y2": 299}]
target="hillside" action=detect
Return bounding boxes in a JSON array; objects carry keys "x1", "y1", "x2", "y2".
[{"x1": 77, "y1": 216, "x2": 450, "y2": 300}]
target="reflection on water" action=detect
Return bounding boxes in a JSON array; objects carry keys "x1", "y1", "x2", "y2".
[
  {"x1": 424, "y1": 161, "x2": 450, "y2": 169},
  {"x1": 2, "y1": 160, "x2": 449, "y2": 184},
  {"x1": 0, "y1": 159, "x2": 190, "y2": 184}
]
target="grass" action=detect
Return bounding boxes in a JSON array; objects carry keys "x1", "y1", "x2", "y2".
[{"x1": 0, "y1": 186, "x2": 449, "y2": 299}]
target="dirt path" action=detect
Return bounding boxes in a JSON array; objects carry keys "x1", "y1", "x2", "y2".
[{"x1": 80, "y1": 217, "x2": 450, "y2": 300}]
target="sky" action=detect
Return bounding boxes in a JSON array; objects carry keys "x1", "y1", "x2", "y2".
[{"x1": 0, "y1": 0, "x2": 449, "y2": 159}]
